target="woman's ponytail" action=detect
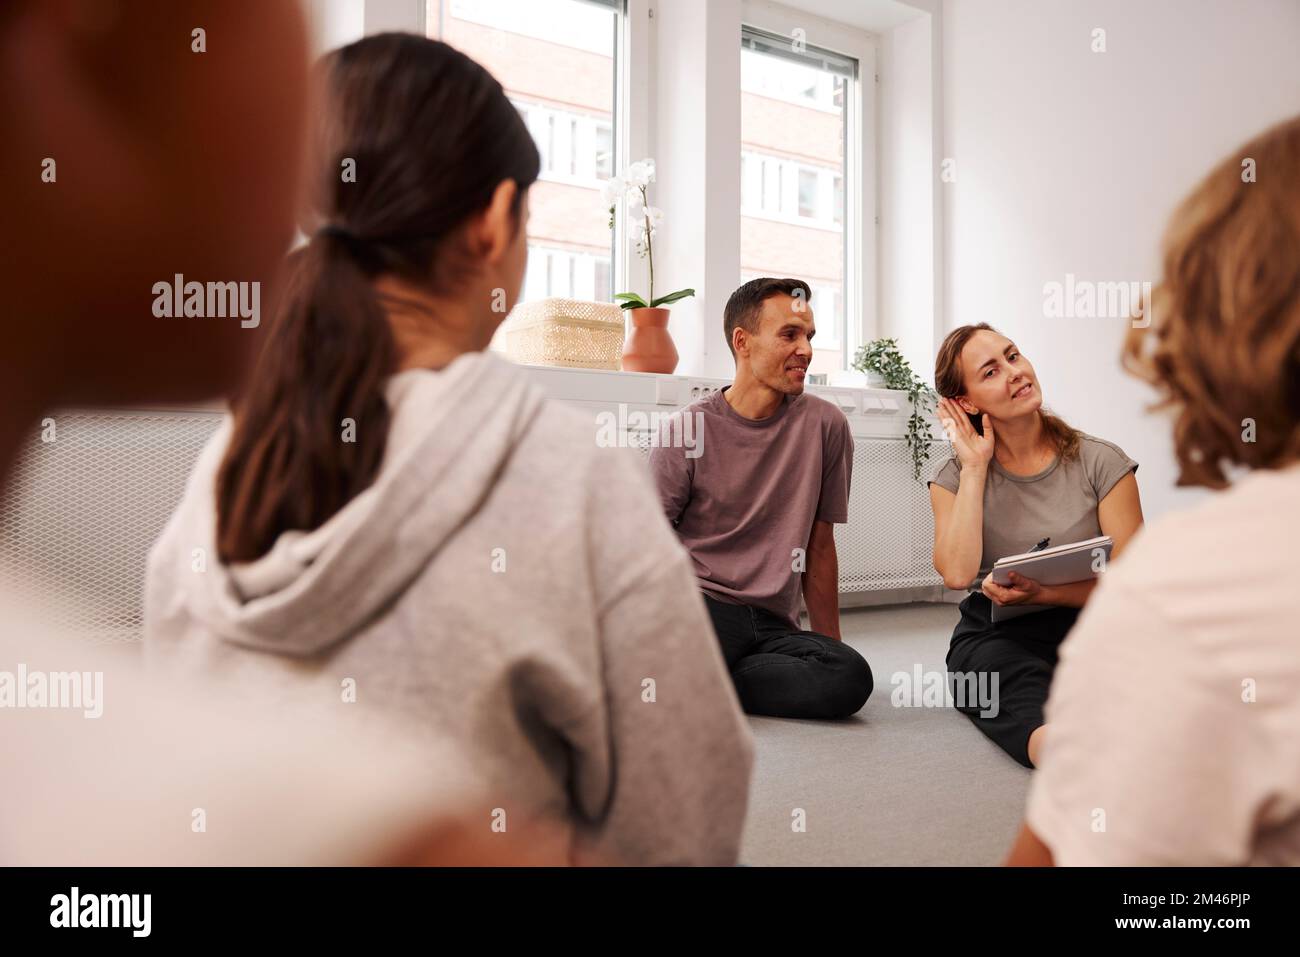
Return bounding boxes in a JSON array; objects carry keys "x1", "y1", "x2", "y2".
[
  {"x1": 216, "y1": 231, "x2": 395, "y2": 563},
  {"x1": 213, "y1": 34, "x2": 539, "y2": 563}
]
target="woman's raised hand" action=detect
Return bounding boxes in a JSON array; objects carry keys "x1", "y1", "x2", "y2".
[{"x1": 937, "y1": 397, "x2": 995, "y2": 470}]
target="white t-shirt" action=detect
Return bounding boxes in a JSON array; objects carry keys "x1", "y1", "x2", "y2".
[{"x1": 1027, "y1": 461, "x2": 1300, "y2": 865}]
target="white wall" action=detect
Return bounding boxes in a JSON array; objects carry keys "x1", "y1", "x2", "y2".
[
  {"x1": 879, "y1": 10, "x2": 937, "y2": 377},
  {"x1": 304, "y1": 0, "x2": 423, "y2": 55},
  {"x1": 941, "y1": 0, "x2": 1300, "y2": 520},
  {"x1": 652, "y1": 0, "x2": 743, "y2": 379},
  {"x1": 304, "y1": 0, "x2": 364, "y2": 55}
]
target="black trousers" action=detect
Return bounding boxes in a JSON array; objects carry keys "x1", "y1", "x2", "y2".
[
  {"x1": 703, "y1": 594, "x2": 873, "y2": 720},
  {"x1": 945, "y1": 592, "x2": 1080, "y2": 768}
]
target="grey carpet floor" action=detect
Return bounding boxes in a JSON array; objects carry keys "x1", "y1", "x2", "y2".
[{"x1": 739, "y1": 602, "x2": 1031, "y2": 866}]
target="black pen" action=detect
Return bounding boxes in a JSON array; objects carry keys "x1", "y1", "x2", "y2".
[{"x1": 1029, "y1": 538, "x2": 1050, "y2": 553}]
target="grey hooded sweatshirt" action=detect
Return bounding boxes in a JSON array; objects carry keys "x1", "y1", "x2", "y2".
[{"x1": 143, "y1": 351, "x2": 753, "y2": 865}]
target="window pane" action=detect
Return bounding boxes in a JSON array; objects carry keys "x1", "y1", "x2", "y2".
[
  {"x1": 740, "y1": 27, "x2": 853, "y2": 373},
  {"x1": 429, "y1": 0, "x2": 619, "y2": 313},
  {"x1": 798, "y1": 169, "x2": 818, "y2": 218},
  {"x1": 595, "y1": 122, "x2": 613, "y2": 178}
]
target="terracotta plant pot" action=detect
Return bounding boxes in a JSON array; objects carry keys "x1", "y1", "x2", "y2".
[{"x1": 621, "y1": 306, "x2": 678, "y2": 374}]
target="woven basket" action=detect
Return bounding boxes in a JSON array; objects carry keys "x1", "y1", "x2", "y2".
[{"x1": 501, "y1": 297, "x2": 625, "y2": 370}]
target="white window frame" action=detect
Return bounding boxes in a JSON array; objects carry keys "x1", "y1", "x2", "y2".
[{"x1": 740, "y1": 0, "x2": 878, "y2": 367}]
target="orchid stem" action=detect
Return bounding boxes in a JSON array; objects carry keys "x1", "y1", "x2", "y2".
[{"x1": 642, "y1": 185, "x2": 653, "y2": 307}]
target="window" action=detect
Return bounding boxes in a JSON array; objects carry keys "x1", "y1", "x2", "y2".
[
  {"x1": 429, "y1": 0, "x2": 621, "y2": 310},
  {"x1": 798, "y1": 169, "x2": 818, "y2": 218},
  {"x1": 595, "y1": 122, "x2": 613, "y2": 178},
  {"x1": 523, "y1": 244, "x2": 611, "y2": 299},
  {"x1": 740, "y1": 25, "x2": 855, "y2": 374}
]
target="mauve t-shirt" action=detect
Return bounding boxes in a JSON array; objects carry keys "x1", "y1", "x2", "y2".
[{"x1": 649, "y1": 387, "x2": 853, "y2": 629}]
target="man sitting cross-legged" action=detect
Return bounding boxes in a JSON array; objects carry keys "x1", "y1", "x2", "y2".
[{"x1": 649, "y1": 277, "x2": 873, "y2": 720}]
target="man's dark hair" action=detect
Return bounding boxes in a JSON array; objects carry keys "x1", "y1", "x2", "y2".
[{"x1": 723, "y1": 277, "x2": 812, "y2": 357}]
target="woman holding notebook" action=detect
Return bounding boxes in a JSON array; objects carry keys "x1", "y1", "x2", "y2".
[{"x1": 927, "y1": 326, "x2": 1144, "y2": 767}]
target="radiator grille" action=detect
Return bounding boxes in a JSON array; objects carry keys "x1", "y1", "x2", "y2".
[
  {"x1": 0, "y1": 411, "x2": 947, "y2": 642},
  {"x1": 836, "y1": 438, "x2": 948, "y2": 591},
  {"x1": 0, "y1": 410, "x2": 224, "y2": 642}
]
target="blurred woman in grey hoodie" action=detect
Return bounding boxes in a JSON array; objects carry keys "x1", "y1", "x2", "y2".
[{"x1": 143, "y1": 33, "x2": 752, "y2": 866}]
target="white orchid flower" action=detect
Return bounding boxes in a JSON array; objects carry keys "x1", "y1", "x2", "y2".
[
  {"x1": 625, "y1": 158, "x2": 656, "y2": 188},
  {"x1": 599, "y1": 174, "x2": 627, "y2": 209}
]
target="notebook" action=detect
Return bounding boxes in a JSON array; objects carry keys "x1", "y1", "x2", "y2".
[{"x1": 987, "y1": 535, "x2": 1113, "y2": 622}]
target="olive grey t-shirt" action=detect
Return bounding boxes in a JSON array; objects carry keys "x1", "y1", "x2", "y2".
[
  {"x1": 649, "y1": 387, "x2": 853, "y2": 629},
  {"x1": 928, "y1": 432, "x2": 1137, "y2": 586}
]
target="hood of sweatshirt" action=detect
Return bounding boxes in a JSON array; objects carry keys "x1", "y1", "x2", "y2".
[{"x1": 172, "y1": 351, "x2": 544, "y2": 656}]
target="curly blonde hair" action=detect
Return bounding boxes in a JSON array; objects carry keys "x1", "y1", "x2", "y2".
[{"x1": 1123, "y1": 114, "x2": 1300, "y2": 488}]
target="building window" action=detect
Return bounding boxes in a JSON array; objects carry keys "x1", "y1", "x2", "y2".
[
  {"x1": 595, "y1": 122, "x2": 613, "y2": 178},
  {"x1": 523, "y1": 244, "x2": 611, "y2": 303},
  {"x1": 798, "y1": 169, "x2": 818, "y2": 219},
  {"x1": 740, "y1": 25, "x2": 855, "y2": 373},
  {"x1": 430, "y1": 0, "x2": 622, "y2": 308}
]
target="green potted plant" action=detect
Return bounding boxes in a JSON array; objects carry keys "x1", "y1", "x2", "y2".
[
  {"x1": 852, "y1": 338, "x2": 938, "y2": 482},
  {"x1": 601, "y1": 158, "x2": 695, "y2": 373}
]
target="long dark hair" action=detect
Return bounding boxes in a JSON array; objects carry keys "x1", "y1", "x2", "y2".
[
  {"x1": 934, "y1": 322, "x2": 1080, "y2": 460},
  {"x1": 216, "y1": 34, "x2": 540, "y2": 563}
]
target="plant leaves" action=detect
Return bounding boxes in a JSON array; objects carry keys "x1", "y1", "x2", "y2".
[
  {"x1": 649, "y1": 288, "x2": 695, "y2": 307},
  {"x1": 613, "y1": 292, "x2": 649, "y2": 308},
  {"x1": 851, "y1": 339, "x2": 939, "y2": 484}
]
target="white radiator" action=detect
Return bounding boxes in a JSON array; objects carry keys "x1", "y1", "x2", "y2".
[
  {"x1": 0, "y1": 367, "x2": 953, "y2": 643},
  {"x1": 0, "y1": 409, "x2": 225, "y2": 643}
]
